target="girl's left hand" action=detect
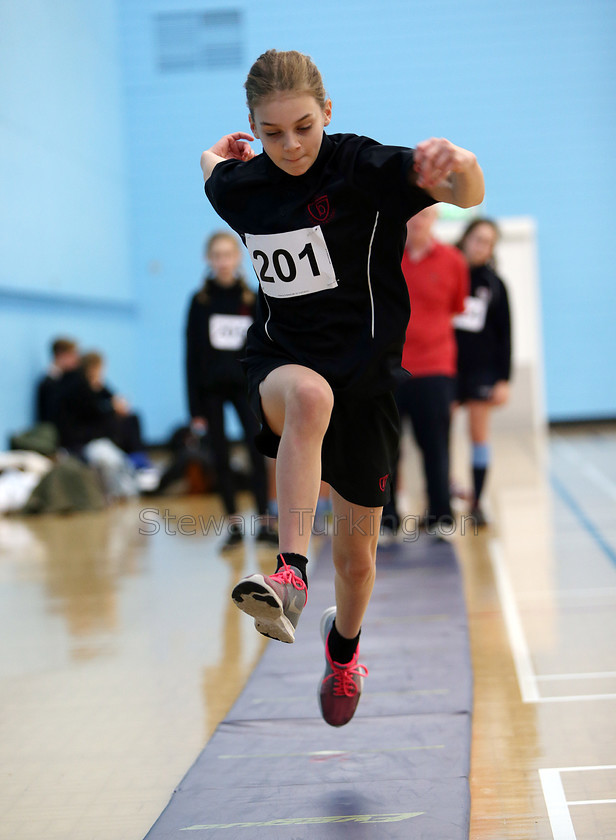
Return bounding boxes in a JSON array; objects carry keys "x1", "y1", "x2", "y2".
[{"x1": 414, "y1": 138, "x2": 477, "y2": 189}]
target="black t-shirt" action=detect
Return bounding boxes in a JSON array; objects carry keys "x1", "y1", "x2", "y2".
[
  {"x1": 454, "y1": 263, "x2": 512, "y2": 382},
  {"x1": 205, "y1": 132, "x2": 436, "y2": 396}
]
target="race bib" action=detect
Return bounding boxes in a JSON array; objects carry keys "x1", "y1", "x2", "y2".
[
  {"x1": 246, "y1": 226, "x2": 338, "y2": 299},
  {"x1": 208, "y1": 314, "x2": 252, "y2": 350},
  {"x1": 453, "y1": 294, "x2": 489, "y2": 333}
]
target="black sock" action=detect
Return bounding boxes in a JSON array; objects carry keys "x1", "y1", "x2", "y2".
[
  {"x1": 276, "y1": 553, "x2": 308, "y2": 588},
  {"x1": 327, "y1": 620, "x2": 360, "y2": 664},
  {"x1": 473, "y1": 466, "x2": 487, "y2": 506}
]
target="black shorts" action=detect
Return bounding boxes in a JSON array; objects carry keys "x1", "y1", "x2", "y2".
[
  {"x1": 243, "y1": 355, "x2": 399, "y2": 508},
  {"x1": 456, "y1": 370, "x2": 498, "y2": 403}
]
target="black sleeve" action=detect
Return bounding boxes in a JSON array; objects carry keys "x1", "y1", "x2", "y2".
[
  {"x1": 204, "y1": 159, "x2": 242, "y2": 223},
  {"x1": 89, "y1": 384, "x2": 114, "y2": 415},
  {"x1": 185, "y1": 296, "x2": 202, "y2": 418},
  {"x1": 36, "y1": 377, "x2": 52, "y2": 423},
  {"x1": 494, "y1": 277, "x2": 512, "y2": 381},
  {"x1": 64, "y1": 378, "x2": 108, "y2": 422},
  {"x1": 349, "y1": 137, "x2": 437, "y2": 219}
]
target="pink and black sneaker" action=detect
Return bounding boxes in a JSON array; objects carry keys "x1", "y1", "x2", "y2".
[
  {"x1": 231, "y1": 555, "x2": 307, "y2": 643},
  {"x1": 318, "y1": 607, "x2": 368, "y2": 727}
]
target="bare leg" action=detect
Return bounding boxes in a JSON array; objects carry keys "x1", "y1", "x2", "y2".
[
  {"x1": 330, "y1": 488, "x2": 382, "y2": 639},
  {"x1": 259, "y1": 365, "x2": 333, "y2": 557},
  {"x1": 468, "y1": 400, "x2": 492, "y2": 510},
  {"x1": 468, "y1": 400, "x2": 490, "y2": 445}
]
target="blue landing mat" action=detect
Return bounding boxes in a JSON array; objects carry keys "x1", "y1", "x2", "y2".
[{"x1": 144, "y1": 535, "x2": 473, "y2": 839}]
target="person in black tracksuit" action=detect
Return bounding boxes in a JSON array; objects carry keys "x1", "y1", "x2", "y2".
[
  {"x1": 36, "y1": 337, "x2": 81, "y2": 427},
  {"x1": 186, "y1": 231, "x2": 273, "y2": 550},
  {"x1": 453, "y1": 218, "x2": 512, "y2": 526},
  {"x1": 58, "y1": 351, "x2": 145, "y2": 456},
  {"x1": 200, "y1": 49, "x2": 485, "y2": 726}
]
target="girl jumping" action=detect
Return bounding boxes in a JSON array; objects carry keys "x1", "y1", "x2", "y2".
[{"x1": 200, "y1": 49, "x2": 484, "y2": 726}]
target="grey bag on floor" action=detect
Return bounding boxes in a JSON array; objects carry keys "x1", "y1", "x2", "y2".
[{"x1": 23, "y1": 457, "x2": 106, "y2": 514}]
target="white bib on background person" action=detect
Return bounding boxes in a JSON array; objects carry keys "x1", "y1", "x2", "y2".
[
  {"x1": 453, "y1": 294, "x2": 489, "y2": 333},
  {"x1": 208, "y1": 314, "x2": 252, "y2": 350},
  {"x1": 246, "y1": 227, "x2": 338, "y2": 299}
]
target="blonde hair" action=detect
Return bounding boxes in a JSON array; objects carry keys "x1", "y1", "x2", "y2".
[
  {"x1": 199, "y1": 231, "x2": 254, "y2": 307},
  {"x1": 205, "y1": 230, "x2": 242, "y2": 259},
  {"x1": 244, "y1": 49, "x2": 327, "y2": 115},
  {"x1": 80, "y1": 351, "x2": 104, "y2": 375}
]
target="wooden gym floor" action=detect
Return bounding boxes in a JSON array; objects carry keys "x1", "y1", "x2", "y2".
[{"x1": 0, "y1": 421, "x2": 614, "y2": 839}]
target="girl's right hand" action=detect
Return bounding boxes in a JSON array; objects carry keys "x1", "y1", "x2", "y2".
[{"x1": 208, "y1": 132, "x2": 255, "y2": 162}]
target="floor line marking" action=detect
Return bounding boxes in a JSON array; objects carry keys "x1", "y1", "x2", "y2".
[
  {"x1": 536, "y1": 672, "x2": 616, "y2": 681},
  {"x1": 540, "y1": 765, "x2": 616, "y2": 839},
  {"x1": 554, "y1": 436, "x2": 616, "y2": 501},
  {"x1": 539, "y1": 768, "x2": 577, "y2": 840},
  {"x1": 517, "y1": 588, "x2": 616, "y2": 602},
  {"x1": 568, "y1": 799, "x2": 616, "y2": 806},
  {"x1": 533, "y1": 693, "x2": 616, "y2": 703},
  {"x1": 489, "y1": 538, "x2": 539, "y2": 702},
  {"x1": 556, "y1": 765, "x2": 616, "y2": 772},
  {"x1": 490, "y1": 538, "x2": 616, "y2": 703},
  {"x1": 550, "y1": 472, "x2": 616, "y2": 567}
]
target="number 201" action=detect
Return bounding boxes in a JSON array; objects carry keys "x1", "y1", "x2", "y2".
[{"x1": 252, "y1": 243, "x2": 319, "y2": 284}]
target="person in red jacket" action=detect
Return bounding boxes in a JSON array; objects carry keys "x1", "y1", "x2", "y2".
[{"x1": 382, "y1": 205, "x2": 469, "y2": 537}]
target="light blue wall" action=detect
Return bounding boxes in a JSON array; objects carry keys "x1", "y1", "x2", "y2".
[
  {"x1": 2, "y1": 1, "x2": 615, "y2": 447},
  {"x1": 118, "y1": 2, "x2": 253, "y2": 441},
  {"x1": 0, "y1": 0, "x2": 137, "y2": 444}
]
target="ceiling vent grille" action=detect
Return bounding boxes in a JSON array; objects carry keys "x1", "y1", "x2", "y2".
[{"x1": 155, "y1": 10, "x2": 243, "y2": 72}]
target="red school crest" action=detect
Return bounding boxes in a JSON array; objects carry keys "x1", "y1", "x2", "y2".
[{"x1": 307, "y1": 195, "x2": 331, "y2": 223}]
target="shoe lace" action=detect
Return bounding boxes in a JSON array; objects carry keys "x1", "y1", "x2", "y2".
[
  {"x1": 325, "y1": 654, "x2": 369, "y2": 697},
  {"x1": 269, "y1": 555, "x2": 307, "y2": 595}
]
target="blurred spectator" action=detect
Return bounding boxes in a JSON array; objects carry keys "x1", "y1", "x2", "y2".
[
  {"x1": 186, "y1": 231, "x2": 274, "y2": 550},
  {"x1": 36, "y1": 337, "x2": 80, "y2": 425},
  {"x1": 453, "y1": 218, "x2": 512, "y2": 526},
  {"x1": 145, "y1": 424, "x2": 215, "y2": 497},
  {"x1": 382, "y1": 206, "x2": 469, "y2": 537},
  {"x1": 58, "y1": 351, "x2": 147, "y2": 462}
]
